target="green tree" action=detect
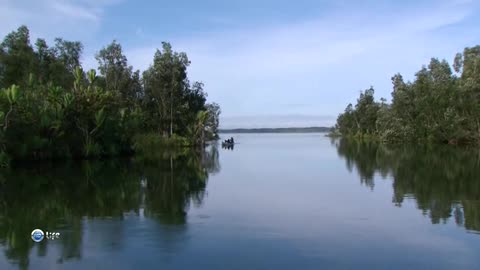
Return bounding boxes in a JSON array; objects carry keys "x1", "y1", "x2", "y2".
[
  {"x1": 333, "y1": 45, "x2": 480, "y2": 144},
  {"x1": 205, "y1": 102, "x2": 221, "y2": 140},
  {"x1": 95, "y1": 40, "x2": 138, "y2": 107},
  {"x1": 143, "y1": 42, "x2": 190, "y2": 136},
  {"x1": 0, "y1": 26, "x2": 220, "y2": 165},
  {"x1": 50, "y1": 38, "x2": 83, "y2": 89},
  {"x1": 0, "y1": 26, "x2": 35, "y2": 89}
]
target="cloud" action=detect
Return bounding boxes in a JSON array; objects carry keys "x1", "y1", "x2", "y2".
[
  {"x1": 199, "y1": 3, "x2": 471, "y2": 111},
  {"x1": 116, "y1": 0, "x2": 478, "y2": 128},
  {"x1": 0, "y1": 0, "x2": 126, "y2": 73},
  {"x1": 50, "y1": 0, "x2": 100, "y2": 22},
  {"x1": 135, "y1": 27, "x2": 145, "y2": 39},
  {"x1": 0, "y1": 0, "x2": 123, "y2": 40},
  {"x1": 2, "y1": 0, "x2": 479, "y2": 128},
  {"x1": 220, "y1": 115, "x2": 336, "y2": 129},
  {"x1": 0, "y1": 0, "x2": 31, "y2": 37}
]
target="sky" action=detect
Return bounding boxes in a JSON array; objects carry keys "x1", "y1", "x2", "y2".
[{"x1": 1, "y1": 0, "x2": 480, "y2": 128}]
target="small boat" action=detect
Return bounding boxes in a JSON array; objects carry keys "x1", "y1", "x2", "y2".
[
  {"x1": 222, "y1": 141, "x2": 234, "y2": 147},
  {"x1": 222, "y1": 138, "x2": 235, "y2": 149}
]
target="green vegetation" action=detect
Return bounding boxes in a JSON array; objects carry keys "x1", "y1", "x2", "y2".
[
  {"x1": 332, "y1": 46, "x2": 480, "y2": 144},
  {"x1": 0, "y1": 26, "x2": 220, "y2": 167}
]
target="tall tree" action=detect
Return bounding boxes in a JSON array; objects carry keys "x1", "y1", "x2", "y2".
[
  {"x1": 33, "y1": 38, "x2": 55, "y2": 84},
  {"x1": 95, "y1": 40, "x2": 134, "y2": 103},
  {"x1": 49, "y1": 38, "x2": 83, "y2": 89},
  {"x1": 456, "y1": 46, "x2": 480, "y2": 141},
  {"x1": 143, "y1": 42, "x2": 190, "y2": 136},
  {"x1": 0, "y1": 25, "x2": 35, "y2": 88},
  {"x1": 205, "y1": 102, "x2": 221, "y2": 140},
  {"x1": 333, "y1": 47, "x2": 480, "y2": 144},
  {"x1": 0, "y1": 26, "x2": 220, "y2": 165}
]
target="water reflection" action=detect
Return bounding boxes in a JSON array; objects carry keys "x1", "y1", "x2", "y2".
[
  {"x1": 334, "y1": 138, "x2": 480, "y2": 233},
  {"x1": 221, "y1": 144, "x2": 234, "y2": 151},
  {"x1": 0, "y1": 145, "x2": 220, "y2": 270}
]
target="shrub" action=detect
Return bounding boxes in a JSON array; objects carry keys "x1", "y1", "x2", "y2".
[
  {"x1": 0, "y1": 151, "x2": 10, "y2": 168},
  {"x1": 132, "y1": 133, "x2": 191, "y2": 160}
]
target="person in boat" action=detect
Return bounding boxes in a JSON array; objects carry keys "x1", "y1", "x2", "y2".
[{"x1": 223, "y1": 138, "x2": 234, "y2": 145}]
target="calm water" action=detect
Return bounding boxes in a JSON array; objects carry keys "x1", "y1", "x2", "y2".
[{"x1": 0, "y1": 133, "x2": 479, "y2": 270}]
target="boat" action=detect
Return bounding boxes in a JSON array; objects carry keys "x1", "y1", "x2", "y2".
[
  {"x1": 222, "y1": 138, "x2": 235, "y2": 149},
  {"x1": 222, "y1": 141, "x2": 234, "y2": 147}
]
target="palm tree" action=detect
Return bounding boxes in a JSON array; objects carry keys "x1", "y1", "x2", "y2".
[{"x1": 188, "y1": 110, "x2": 208, "y2": 146}]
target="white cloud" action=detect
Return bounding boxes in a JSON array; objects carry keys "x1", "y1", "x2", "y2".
[
  {"x1": 0, "y1": 0, "x2": 31, "y2": 37},
  {"x1": 2, "y1": 0, "x2": 479, "y2": 128},
  {"x1": 135, "y1": 27, "x2": 145, "y2": 39},
  {"x1": 0, "y1": 0, "x2": 125, "y2": 73},
  {"x1": 50, "y1": 0, "x2": 100, "y2": 22},
  {"x1": 220, "y1": 115, "x2": 336, "y2": 129},
  {"x1": 0, "y1": 0, "x2": 123, "y2": 42},
  {"x1": 117, "y1": 0, "x2": 477, "y2": 128}
]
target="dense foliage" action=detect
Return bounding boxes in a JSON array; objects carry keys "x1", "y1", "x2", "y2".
[
  {"x1": 332, "y1": 46, "x2": 480, "y2": 144},
  {"x1": 0, "y1": 26, "x2": 220, "y2": 166}
]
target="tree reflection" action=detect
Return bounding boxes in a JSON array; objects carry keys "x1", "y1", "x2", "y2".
[
  {"x1": 335, "y1": 139, "x2": 480, "y2": 233},
  {"x1": 0, "y1": 146, "x2": 220, "y2": 269}
]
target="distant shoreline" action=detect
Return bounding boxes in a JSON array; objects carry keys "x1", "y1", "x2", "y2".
[{"x1": 218, "y1": 127, "x2": 330, "y2": 133}]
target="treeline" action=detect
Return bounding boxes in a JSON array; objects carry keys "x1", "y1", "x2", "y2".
[
  {"x1": 332, "y1": 45, "x2": 480, "y2": 144},
  {"x1": 0, "y1": 26, "x2": 220, "y2": 166}
]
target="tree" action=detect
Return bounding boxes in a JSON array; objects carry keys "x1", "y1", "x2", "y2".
[
  {"x1": 335, "y1": 103, "x2": 356, "y2": 136},
  {"x1": 189, "y1": 110, "x2": 208, "y2": 145},
  {"x1": 0, "y1": 26, "x2": 220, "y2": 165},
  {"x1": 205, "y1": 102, "x2": 221, "y2": 140},
  {"x1": 0, "y1": 26, "x2": 35, "y2": 88},
  {"x1": 33, "y1": 38, "x2": 54, "y2": 84},
  {"x1": 354, "y1": 87, "x2": 379, "y2": 134},
  {"x1": 333, "y1": 46, "x2": 480, "y2": 144},
  {"x1": 456, "y1": 46, "x2": 480, "y2": 141},
  {"x1": 95, "y1": 40, "x2": 135, "y2": 105},
  {"x1": 51, "y1": 38, "x2": 83, "y2": 89},
  {"x1": 333, "y1": 88, "x2": 379, "y2": 137},
  {"x1": 143, "y1": 42, "x2": 190, "y2": 136}
]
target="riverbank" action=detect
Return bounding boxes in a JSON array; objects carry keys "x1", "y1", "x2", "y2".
[
  {"x1": 331, "y1": 45, "x2": 480, "y2": 145},
  {"x1": 0, "y1": 26, "x2": 221, "y2": 168}
]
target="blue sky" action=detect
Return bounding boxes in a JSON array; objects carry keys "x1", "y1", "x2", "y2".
[{"x1": 1, "y1": 0, "x2": 480, "y2": 128}]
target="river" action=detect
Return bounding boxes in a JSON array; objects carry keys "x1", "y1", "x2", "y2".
[{"x1": 0, "y1": 133, "x2": 479, "y2": 269}]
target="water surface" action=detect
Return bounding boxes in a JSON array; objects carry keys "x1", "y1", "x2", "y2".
[{"x1": 0, "y1": 133, "x2": 479, "y2": 270}]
